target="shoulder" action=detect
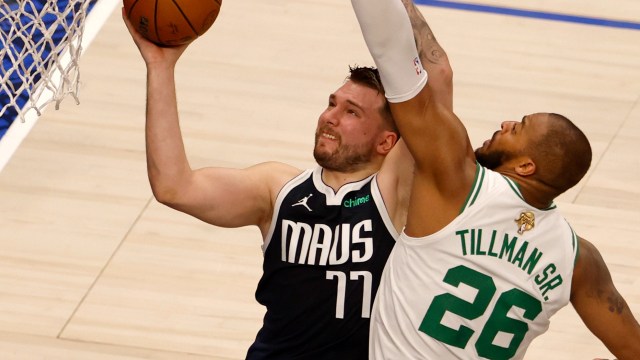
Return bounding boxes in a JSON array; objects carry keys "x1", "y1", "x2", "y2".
[
  {"x1": 237, "y1": 161, "x2": 304, "y2": 206},
  {"x1": 253, "y1": 161, "x2": 305, "y2": 190},
  {"x1": 250, "y1": 162, "x2": 305, "y2": 233},
  {"x1": 254, "y1": 161, "x2": 303, "y2": 176},
  {"x1": 574, "y1": 237, "x2": 600, "y2": 271},
  {"x1": 571, "y1": 237, "x2": 612, "y2": 297}
]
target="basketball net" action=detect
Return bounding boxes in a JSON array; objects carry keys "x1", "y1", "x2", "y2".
[{"x1": 0, "y1": 0, "x2": 92, "y2": 123}]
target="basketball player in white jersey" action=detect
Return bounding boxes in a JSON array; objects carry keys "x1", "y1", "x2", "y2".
[
  {"x1": 351, "y1": 0, "x2": 640, "y2": 359},
  {"x1": 121, "y1": 2, "x2": 442, "y2": 358}
]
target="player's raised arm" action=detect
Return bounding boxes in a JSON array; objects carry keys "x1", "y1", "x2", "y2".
[
  {"x1": 351, "y1": 0, "x2": 476, "y2": 235},
  {"x1": 122, "y1": 10, "x2": 296, "y2": 234},
  {"x1": 376, "y1": 0, "x2": 454, "y2": 233},
  {"x1": 571, "y1": 237, "x2": 640, "y2": 359},
  {"x1": 400, "y1": 0, "x2": 453, "y2": 111}
]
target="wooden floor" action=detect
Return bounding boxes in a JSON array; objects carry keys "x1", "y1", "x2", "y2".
[{"x1": 1, "y1": 0, "x2": 639, "y2": 358}]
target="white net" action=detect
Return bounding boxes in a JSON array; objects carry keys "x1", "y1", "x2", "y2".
[{"x1": 0, "y1": 0, "x2": 93, "y2": 130}]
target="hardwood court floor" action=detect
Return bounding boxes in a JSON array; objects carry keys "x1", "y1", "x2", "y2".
[{"x1": 0, "y1": 0, "x2": 638, "y2": 358}]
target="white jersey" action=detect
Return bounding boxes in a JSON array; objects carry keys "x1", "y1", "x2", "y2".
[{"x1": 370, "y1": 165, "x2": 578, "y2": 360}]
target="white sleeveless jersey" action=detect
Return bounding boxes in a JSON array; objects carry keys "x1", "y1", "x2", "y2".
[{"x1": 370, "y1": 165, "x2": 578, "y2": 360}]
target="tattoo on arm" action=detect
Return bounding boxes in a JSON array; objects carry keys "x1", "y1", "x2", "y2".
[
  {"x1": 607, "y1": 293, "x2": 625, "y2": 314},
  {"x1": 400, "y1": 0, "x2": 447, "y2": 65}
]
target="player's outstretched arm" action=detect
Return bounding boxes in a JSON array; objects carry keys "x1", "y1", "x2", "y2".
[
  {"x1": 376, "y1": 0, "x2": 455, "y2": 234},
  {"x1": 400, "y1": 0, "x2": 453, "y2": 111},
  {"x1": 571, "y1": 237, "x2": 640, "y2": 359},
  {"x1": 351, "y1": 0, "x2": 476, "y2": 235},
  {"x1": 123, "y1": 9, "x2": 298, "y2": 234}
]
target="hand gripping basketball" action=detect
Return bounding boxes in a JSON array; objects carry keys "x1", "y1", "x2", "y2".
[{"x1": 123, "y1": 0, "x2": 222, "y2": 46}]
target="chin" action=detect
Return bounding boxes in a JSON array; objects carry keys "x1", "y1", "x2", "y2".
[{"x1": 475, "y1": 149, "x2": 503, "y2": 170}]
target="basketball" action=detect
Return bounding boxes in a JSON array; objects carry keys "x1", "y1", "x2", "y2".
[{"x1": 123, "y1": 0, "x2": 222, "y2": 46}]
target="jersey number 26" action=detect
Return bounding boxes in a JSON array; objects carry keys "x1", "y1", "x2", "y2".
[{"x1": 419, "y1": 265, "x2": 543, "y2": 360}]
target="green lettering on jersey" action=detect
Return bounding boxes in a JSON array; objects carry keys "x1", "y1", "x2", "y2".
[{"x1": 499, "y1": 234, "x2": 519, "y2": 261}]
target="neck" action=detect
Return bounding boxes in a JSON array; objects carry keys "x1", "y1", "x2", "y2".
[
  {"x1": 321, "y1": 165, "x2": 377, "y2": 192},
  {"x1": 502, "y1": 173, "x2": 556, "y2": 209}
]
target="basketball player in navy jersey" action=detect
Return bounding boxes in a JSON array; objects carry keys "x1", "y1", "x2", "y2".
[
  {"x1": 122, "y1": 1, "x2": 440, "y2": 358},
  {"x1": 351, "y1": 0, "x2": 640, "y2": 359}
]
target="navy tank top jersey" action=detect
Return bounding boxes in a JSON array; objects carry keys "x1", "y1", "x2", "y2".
[{"x1": 246, "y1": 167, "x2": 398, "y2": 359}]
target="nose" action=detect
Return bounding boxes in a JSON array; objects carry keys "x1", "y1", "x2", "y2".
[
  {"x1": 320, "y1": 107, "x2": 339, "y2": 126},
  {"x1": 500, "y1": 121, "x2": 516, "y2": 133}
]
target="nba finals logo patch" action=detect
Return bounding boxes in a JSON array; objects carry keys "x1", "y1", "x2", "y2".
[{"x1": 515, "y1": 211, "x2": 535, "y2": 234}]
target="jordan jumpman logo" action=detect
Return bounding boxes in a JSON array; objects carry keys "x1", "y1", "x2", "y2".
[{"x1": 292, "y1": 193, "x2": 313, "y2": 211}]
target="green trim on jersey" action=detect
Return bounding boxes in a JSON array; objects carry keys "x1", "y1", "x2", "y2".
[
  {"x1": 459, "y1": 163, "x2": 485, "y2": 214},
  {"x1": 502, "y1": 175, "x2": 558, "y2": 211},
  {"x1": 503, "y1": 175, "x2": 524, "y2": 201},
  {"x1": 569, "y1": 225, "x2": 580, "y2": 266}
]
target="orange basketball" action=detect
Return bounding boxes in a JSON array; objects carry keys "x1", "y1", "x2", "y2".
[{"x1": 123, "y1": 0, "x2": 222, "y2": 46}]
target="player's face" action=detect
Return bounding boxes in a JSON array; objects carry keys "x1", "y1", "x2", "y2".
[
  {"x1": 313, "y1": 81, "x2": 388, "y2": 172},
  {"x1": 475, "y1": 113, "x2": 548, "y2": 170}
]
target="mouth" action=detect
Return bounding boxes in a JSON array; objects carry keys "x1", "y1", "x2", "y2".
[
  {"x1": 484, "y1": 130, "x2": 500, "y2": 147},
  {"x1": 321, "y1": 132, "x2": 337, "y2": 140},
  {"x1": 317, "y1": 126, "x2": 339, "y2": 142}
]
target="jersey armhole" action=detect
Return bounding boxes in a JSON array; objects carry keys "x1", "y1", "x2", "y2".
[
  {"x1": 564, "y1": 221, "x2": 580, "y2": 267},
  {"x1": 371, "y1": 175, "x2": 400, "y2": 239},
  {"x1": 571, "y1": 228, "x2": 580, "y2": 266},
  {"x1": 262, "y1": 169, "x2": 313, "y2": 254},
  {"x1": 459, "y1": 163, "x2": 485, "y2": 214}
]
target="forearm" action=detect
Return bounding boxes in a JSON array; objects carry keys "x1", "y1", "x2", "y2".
[
  {"x1": 610, "y1": 300, "x2": 640, "y2": 359},
  {"x1": 351, "y1": 0, "x2": 427, "y2": 103},
  {"x1": 578, "y1": 297, "x2": 640, "y2": 360},
  {"x1": 614, "y1": 339, "x2": 640, "y2": 360},
  {"x1": 572, "y1": 238, "x2": 640, "y2": 360},
  {"x1": 400, "y1": 0, "x2": 446, "y2": 66},
  {"x1": 400, "y1": 0, "x2": 453, "y2": 110},
  {"x1": 145, "y1": 64, "x2": 191, "y2": 202}
]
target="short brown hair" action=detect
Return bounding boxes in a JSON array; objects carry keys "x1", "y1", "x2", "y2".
[{"x1": 347, "y1": 65, "x2": 397, "y2": 136}]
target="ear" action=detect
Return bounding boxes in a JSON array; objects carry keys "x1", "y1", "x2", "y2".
[
  {"x1": 377, "y1": 131, "x2": 398, "y2": 155},
  {"x1": 514, "y1": 156, "x2": 536, "y2": 176}
]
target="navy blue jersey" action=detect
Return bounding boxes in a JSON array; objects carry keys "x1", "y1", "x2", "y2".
[{"x1": 246, "y1": 167, "x2": 397, "y2": 359}]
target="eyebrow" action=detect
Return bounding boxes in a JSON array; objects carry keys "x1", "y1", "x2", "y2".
[
  {"x1": 347, "y1": 99, "x2": 365, "y2": 112},
  {"x1": 329, "y1": 94, "x2": 365, "y2": 112}
]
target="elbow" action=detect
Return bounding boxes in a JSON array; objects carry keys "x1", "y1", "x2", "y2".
[
  {"x1": 431, "y1": 62, "x2": 453, "y2": 89},
  {"x1": 151, "y1": 186, "x2": 178, "y2": 207},
  {"x1": 149, "y1": 179, "x2": 183, "y2": 208},
  {"x1": 425, "y1": 63, "x2": 453, "y2": 109},
  {"x1": 444, "y1": 65, "x2": 454, "y2": 87},
  {"x1": 147, "y1": 163, "x2": 191, "y2": 208}
]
